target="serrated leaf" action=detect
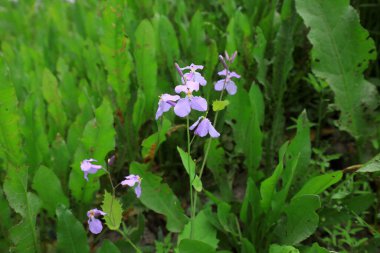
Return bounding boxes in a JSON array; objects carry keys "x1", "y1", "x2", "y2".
[
  {"x1": 212, "y1": 100, "x2": 230, "y2": 111},
  {"x1": 4, "y1": 167, "x2": 41, "y2": 253},
  {"x1": 134, "y1": 19, "x2": 157, "y2": 121},
  {"x1": 56, "y1": 205, "x2": 89, "y2": 253},
  {"x1": 295, "y1": 0, "x2": 379, "y2": 138},
  {"x1": 32, "y1": 166, "x2": 69, "y2": 216},
  {"x1": 177, "y1": 147, "x2": 203, "y2": 192},
  {"x1": 130, "y1": 162, "x2": 187, "y2": 232},
  {"x1": 101, "y1": 191, "x2": 123, "y2": 231},
  {"x1": 357, "y1": 153, "x2": 380, "y2": 173}
]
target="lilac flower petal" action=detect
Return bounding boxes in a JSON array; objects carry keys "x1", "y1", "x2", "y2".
[
  {"x1": 214, "y1": 79, "x2": 225, "y2": 91},
  {"x1": 217, "y1": 69, "x2": 228, "y2": 76},
  {"x1": 186, "y1": 81, "x2": 199, "y2": 92},
  {"x1": 226, "y1": 81, "x2": 237, "y2": 95},
  {"x1": 194, "y1": 118, "x2": 209, "y2": 137},
  {"x1": 161, "y1": 94, "x2": 180, "y2": 101},
  {"x1": 135, "y1": 184, "x2": 142, "y2": 198},
  {"x1": 88, "y1": 218, "x2": 103, "y2": 234},
  {"x1": 181, "y1": 63, "x2": 203, "y2": 71},
  {"x1": 184, "y1": 72, "x2": 194, "y2": 81},
  {"x1": 93, "y1": 209, "x2": 107, "y2": 216},
  {"x1": 193, "y1": 73, "x2": 207, "y2": 86},
  {"x1": 208, "y1": 124, "x2": 220, "y2": 138},
  {"x1": 174, "y1": 98, "x2": 191, "y2": 117},
  {"x1": 81, "y1": 159, "x2": 102, "y2": 181},
  {"x1": 84, "y1": 172, "x2": 89, "y2": 181},
  {"x1": 189, "y1": 116, "x2": 202, "y2": 130},
  {"x1": 121, "y1": 175, "x2": 140, "y2": 187},
  {"x1": 190, "y1": 96, "x2": 207, "y2": 112},
  {"x1": 229, "y1": 71, "x2": 241, "y2": 79},
  {"x1": 175, "y1": 85, "x2": 188, "y2": 94}
]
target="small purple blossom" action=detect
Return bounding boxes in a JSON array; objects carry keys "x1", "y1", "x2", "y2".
[
  {"x1": 87, "y1": 208, "x2": 106, "y2": 234},
  {"x1": 121, "y1": 174, "x2": 142, "y2": 198},
  {"x1": 174, "y1": 83, "x2": 207, "y2": 118},
  {"x1": 181, "y1": 63, "x2": 207, "y2": 86},
  {"x1": 214, "y1": 69, "x2": 241, "y2": 95},
  {"x1": 81, "y1": 159, "x2": 102, "y2": 181},
  {"x1": 155, "y1": 94, "x2": 180, "y2": 120},
  {"x1": 190, "y1": 117, "x2": 220, "y2": 138}
]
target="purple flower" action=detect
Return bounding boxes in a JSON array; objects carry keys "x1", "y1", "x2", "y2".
[
  {"x1": 155, "y1": 94, "x2": 180, "y2": 120},
  {"x1": 173, "y1": 82, "x2": 207, "y2": 118},
  {"x1": 81, "y1": 159, "x2": 102, "y2": 181},
  {"x1": 190, "y1": 117, "x2": 220, "y2": 138},
  {"x1": 214, "y1": 69, "x2": 241, "y2": 95},
  {"x1": 181, "y1": 63, "x2": 207, "y2": 86},
  {"x1": 87, "y1": 208, "x2": 106, "y2": 234},
  {"x1": 121, "y1": 174, "x2": 142, "y2": 198}
]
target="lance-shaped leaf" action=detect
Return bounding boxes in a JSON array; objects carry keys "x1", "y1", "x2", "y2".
[
  {"x1": 357, "y1": 153, "x2": 380, "y2": 173},
  {"x1": 177, "y1": 147, "x2": 203, "y2": 192},
  {"x1": 56, "y1": 205, "x2": 89, "y2": 253},
  {"x1": 295, "y1": 0, "x2": 378, "y2": 138},
  {"x1": 129, "y1": 162, "x2": 187, "y2": 232}
]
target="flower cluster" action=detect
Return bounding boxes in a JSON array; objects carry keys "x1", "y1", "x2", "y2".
[{"x1": 80, "y1": 159, "x2": 142, "y2": 234}]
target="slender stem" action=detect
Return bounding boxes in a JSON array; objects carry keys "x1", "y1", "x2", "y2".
[
  {"x1": 117, "y1": 229, "x2": 142, "y2": 253},
  {"x1": 104, "y1": 168, "x2": 116, "y2": 227},
  {"x1": 187, "y1": 116, "x2": 195, "y2": 239}
]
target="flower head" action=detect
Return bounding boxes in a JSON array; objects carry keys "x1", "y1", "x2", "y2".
[
  {"x1": 81, "y1": 159, "x2": 102, "y2": 181},
  {"x1": 214, "y1": 69, "x2": 241, "y2": 95},
  {"x1": 155, "y1": 94, "x2": 180, "y2": 119},
  {"x1": 87, "y1": 208, "x2": 106, "y2": 234},
  {"x1": 172, "y1": 81, "x2": 207, "y2": 118},
  {"x1": 121, "y1": 174, "x2": 142, "y2": 198},
  {"x1": 181, "y1": 63, "x2": 207, "y2": 86},
  {"x1": 190, "y1": 117, "x2": 220, "y2": 138}
]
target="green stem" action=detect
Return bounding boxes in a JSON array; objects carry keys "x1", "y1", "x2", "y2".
[
  {"x1": 187, "y1": 116, "x2": 195, "y2": 239},
  {"x1": 117, "y1": 229, "x2": 142, "y2": 253}
]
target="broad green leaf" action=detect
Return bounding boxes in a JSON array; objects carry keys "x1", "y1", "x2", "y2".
[
  {"x1": 295, "y1": 0, "x2": 378, "y2": 138},
  {"x1": 212, "y1": 100, "x2": 230, "y2": 112},
  {"x1": 280, "y1": 195, "x2": 321, "y2": 245},
  {"x1": 303, "y1": 243, "x2": 329, "y2": 253},
  {"x1": 357, "y1": 153, "x2": 380, "y2": 173},
  {"x1": 42, "y1": 68, "x2": 67, "y2": 135},
  {"x1": 241, "y1": 238, "x2": 256, "y2": 253},
  {"x1": 0, "y1": 189, "x2": 11, "y2": 231},
  {"x1": 32, "y1": 166, "x2": 69, "y2": 216},
  {"x1": 240, "y1": 177, "x2": 261, "y2": 224},
  {"x1": 56, "y1": 205, "x2": 89, "y2": 253},
  {"x1": 294, "y1": 171, "x2": 342, "y2": 198},
  {"x1": 189, "y1": 11, "x2": 207, "y2": 63},
  {"x1": 179, "y1": 239, "x2": 216, "y2": 253},
  {"x1": 253, "y1": 27, "x2": 268, "y2": 86},
  {"x1": 178, "y1": 210, "x2": 218, "y2": 249},
  {"x1": 130, "y1": 162, "x2": 187, "y2": 232},
  {"x1": 4, "y1": 167, "x2": 41, "y2": 253},
  {"x1": 97, "y1": 240, "x2": 121, "y2": 253},
  {"x1": 101, "y1": 191, "x2": 123, "y2": 231},
  {"x1": 177, "y1": 147, "x2": 203, "y2": 192},
  {"x1": 269, "y1": 244, "x2": 299, "y2": 253},
  {"x1": 0, "y1": 60, "x2": 23, "y2": 166},
  {"x1": 134, "y1": 19, "x2": 157, "y2": 121}
]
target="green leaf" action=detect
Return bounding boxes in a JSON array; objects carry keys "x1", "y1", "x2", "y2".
[
  {"x1": 178, "y1": 210, "x2": 219, "y2": 249},
  {"x1": 97, "y1": 240, "x2": 121, "y2": 253},
  {"x1": 357, "y1": 153, "x2": 380, "y2": 173},
  {"x1": 4, "y1": 167, "x2": 41, "y2": 253},
  {"x1": 32, "y1": 166, "x2": 69, "y2": 216},
  {"x1": 294, "y1": 171, "x2": 342, "y2": 198},
  {"x1": 303, "y1": 243, "x2": 330, "y2": 253},
  {"x1": 130, "y1": 162, "x2": 187, "y2": 232},
  {"x1": 101, "y1": 191, "x2": 123, "y2": 231},
  {"x1": 0, "y1": 60, "x2": 23, "y2": 166},
  {"x1": 241, "y1": 238, "x2": 256, "y2": 253},
  {"x1": 212, "y1": 100, "x2": 230, "y2": 112},
  {"x1": 141, "y1": 118, "x2": 171, "y2": 159},
  {"x1": 177, "y1": 147, "x2": 203, "y2": 192},
  {"x1": 56, "y1": 205, "x2": 90, "y2": 253},
  {"x1": 179, "y1": 239, "x2": 216, "y2": 253},
  {"x1": 269, "y1": 244, "x2": 299, "y2": 253},
  {"x1": 134, "y1": 19, "x2": 157, "y2": 121},
  {"x1": 280, "y1": 195, "x2": 321, "y2": 245},
  {"x1": 295, "y1": 0, "x2": 378, "y2": 138},
  {"x1": 253, "y1": 27, "x2": 268, "y2": 86},
  {"x1": 42, "y1": 68, "x2": 67, "y2": 135},
  {"x1": 189, "y1": 11, "x2": 207, "y2": 63}
]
